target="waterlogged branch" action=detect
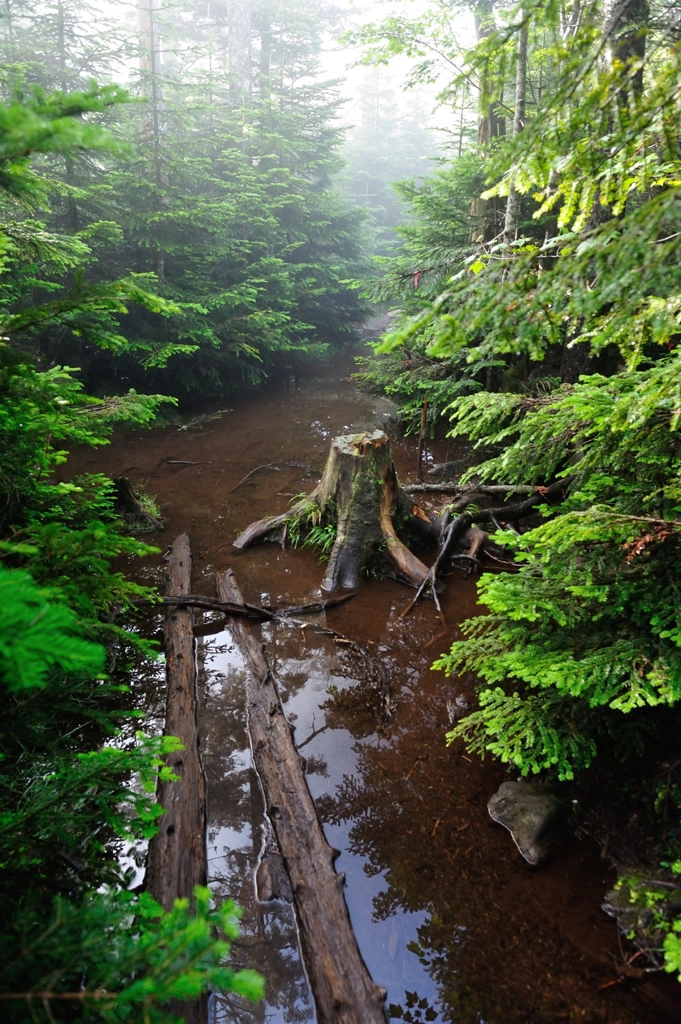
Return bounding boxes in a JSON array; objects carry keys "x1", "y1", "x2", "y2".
[
  {"x1": 130, "y1": 593, "x2": 355, "y2": 620},
  {"x1": 0, "y1": 991, "x2": 112, "y2": 1002},
  {"x1": 401, "y1": 477, "x2": 573, "y2": 619},
  {"x1": 402, "y1": 483, "x2": 535, "y2": 495}
]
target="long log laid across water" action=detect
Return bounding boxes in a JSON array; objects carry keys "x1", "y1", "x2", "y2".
[
  {"x1": 402, "y1": 482, "x2": 535, "y2": 495},
  {"x1": 217, "y1": 568, "x2": 387, "y2": 1024},
  {"x1": 146, "y1": 534, "x2": 207, "y2": 1024}
]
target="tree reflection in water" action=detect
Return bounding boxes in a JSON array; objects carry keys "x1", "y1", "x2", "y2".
[
  {"x1": 198, "y1": 635, "x2": 314, "y2": 1024},
  {"x1": 196, "y1": 617, "x2": 664, "y2": 1024},
  {"x1": 316, "y1": 645, "x2": 654, "y2": 1024}
]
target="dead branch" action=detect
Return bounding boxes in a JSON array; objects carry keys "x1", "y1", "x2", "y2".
[
  {"x1": 130, "y1": 592, "x2": 355, "y2": 622},
  {"x1": 230, "y1": 463, "x2": 281, "y2": 493},
  {"x1": 402, "y1": 483, "x2": 536, "y2": 495},
  {"x1": 401, "y1": 477, "x2": 572, "y2": 618}
]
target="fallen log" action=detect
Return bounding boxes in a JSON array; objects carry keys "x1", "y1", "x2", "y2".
[
  {"x1": 403, "y1": 482, "x2": 535, "y2": 495},
  {"x1": 217, "y1": 569, "x2": 387, "y2": 1024},
  {"x1": 145, "y1": 535, "x2": 207, "y2": 1024},
  {"x1": 130, "y1": 592, "x2": 355, "y2": 620},
  {"x1": 402, "y1": 477, "x2": 572, "y2": 619},
  {"x1": 234, "y1": 430, "x2": 428, "y2": 591}
]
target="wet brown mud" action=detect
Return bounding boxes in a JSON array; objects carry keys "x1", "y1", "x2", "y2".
[{"x1": 68, "y1": 341, "x2": 681, "y2": 1024}]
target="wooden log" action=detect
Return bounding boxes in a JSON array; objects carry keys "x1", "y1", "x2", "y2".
[
  {"x1": 217, "y1": 569, "x2": 387, "y2": 1024},
  {"x1": 401, "y1": 477, "x2": 573, "y2": 619},
  {"x1": 146, "y1": 534, "x2": 207, "y2": 1024},
  {"x1": 402, "y1": 482, "x2": 535, "y2": 495}
]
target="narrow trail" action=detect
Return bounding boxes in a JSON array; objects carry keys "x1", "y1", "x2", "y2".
[{"x1": 69, "y1": 335, "x2": 680, "y2": 1023}]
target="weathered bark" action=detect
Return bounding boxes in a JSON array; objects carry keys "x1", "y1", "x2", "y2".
[
  {"x1": 217, "y1": 570, "x2": 387, "y2": 1024},
  {"x1": 146, "y1": 535, "x2": 207, "y2": 1024},
  {"x1": 113, "y1": 477, "x2": 164, "y2": 531},
  {"x1": 403, "y1": 482, "x2": 535, "y2": 495},
  {"x1": 234, "y1": 431, "x2": 429, "y2": 591},
  {"x1": 402, "y1": 477, "x2": 572, "y2": 618},
  {"x1": 503, "y1": 12, "x2": 528, "y2": 243}
]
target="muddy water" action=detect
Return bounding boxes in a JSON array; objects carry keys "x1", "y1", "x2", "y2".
[{"x1": 70, "y1": 341, "x2": 680, "y2": 1024}]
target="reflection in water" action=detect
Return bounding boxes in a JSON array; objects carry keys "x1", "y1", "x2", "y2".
[
  {"x1": 198, "y1": 635, "x2": 314, "y2": 1024},
  {"x1": 200, "y1": 606, "x2": 674, "y2": 1024}
]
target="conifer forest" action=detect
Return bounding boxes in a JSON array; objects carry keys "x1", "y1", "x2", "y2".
[{"x1": 4, "y1": 0, "x2": 681, "y2": 1021}]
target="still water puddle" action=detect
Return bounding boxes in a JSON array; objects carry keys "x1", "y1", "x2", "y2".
[{"x1": 68, "y1": 338, "x2": 680, "y2": 1022}]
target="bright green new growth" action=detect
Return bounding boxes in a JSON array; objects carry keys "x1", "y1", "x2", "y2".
[
  {"x1": 288, "y1": 498, "x2": 338, "y2": 560},
  {"x1": 3, "y1": 887, "x2": 264, "y2": 1021}
]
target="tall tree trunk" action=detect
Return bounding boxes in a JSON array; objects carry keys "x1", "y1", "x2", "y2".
[
  {"x1": 137, "y1": 0, "x2": 168, "y2": 281},
  {"x1": 4, "y1": 0, "x2": 13, "y2": 59},
  {"x1": 57, "y1": 1, "x2": 79, "y2": 232},
  {"x1": 503, "y1": 14, "x2": 528, "y2": 243},
  {"x1": 470, "y1": 0, "x2": 504, "y2": 241},
  {"x1": 256, "y1": 2, "x2": 271, "y2": 110},
  {"x1": 229, "y1": 0, "x2": 252, "y2": 106},
  {"x1": 562, "y1": 0, "x2": 649, "y2": 382}
]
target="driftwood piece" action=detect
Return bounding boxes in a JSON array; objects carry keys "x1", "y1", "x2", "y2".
[
  {"x1": 217, "y1": 569, "x2": 387, "y2": 1024},
  {"x1": 145, "y1": 535, "x2": 207, "y2": 1024},
  {"x1": 130, "y1": 592, "x2": 355, "y2": 620},
  {"x1": 402, "y1": 477, "x2": 572, "y2": 620},
  {"x1": 402, "y1": 482, "x2": 535, "y2": 495},
  {"x1": 235, "y1": 431, "x2": 428, "y2": 591}
]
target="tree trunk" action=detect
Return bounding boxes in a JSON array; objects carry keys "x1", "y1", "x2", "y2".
[
  {"x1": 145, "y1": 534, "x2": 207, "y2": 1024},
  {"x1": 233, "y1": 430, "x2": 429, "y2": 590},
  {"x1": 217, "y1": 569, "x2": 387, "y2": 1024},
  {"x1": 562, "y1": 0, "x2": 649, "y2": 382},
  {"x1": 503, "y1": 13, "x2": 528, "y2": 243},
  {"x1": 470, "y1": 0, "x2": 504, "y2": 242},
  {"x1": 228, "y1": 0, "x2": 252, "y2": 105}
]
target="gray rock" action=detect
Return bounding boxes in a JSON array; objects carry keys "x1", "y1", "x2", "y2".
[{"x1": 488, "y1": 781, "x2": 566, "y2": 866}]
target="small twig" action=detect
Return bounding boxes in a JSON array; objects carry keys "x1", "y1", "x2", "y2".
[
  {"x1": 416, "y1": 396, "x2": 428, "y2": 481},
  {"x1": 0, "y1": 991, "x2": 111, "y2": 1002},
  {"x1": 482, "y1": 548, "x2": 518, "y2": 568},
  {"x1": 230, "y1": 463, "x2": 281, "y2": 493},
  {"x1": 297, "y1": 722, "x2": 330, "y2": 751}
]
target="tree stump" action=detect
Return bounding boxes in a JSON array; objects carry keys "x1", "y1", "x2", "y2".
[{"x1": 234, "y1": 430, "x2": 429, "y2": 590}]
